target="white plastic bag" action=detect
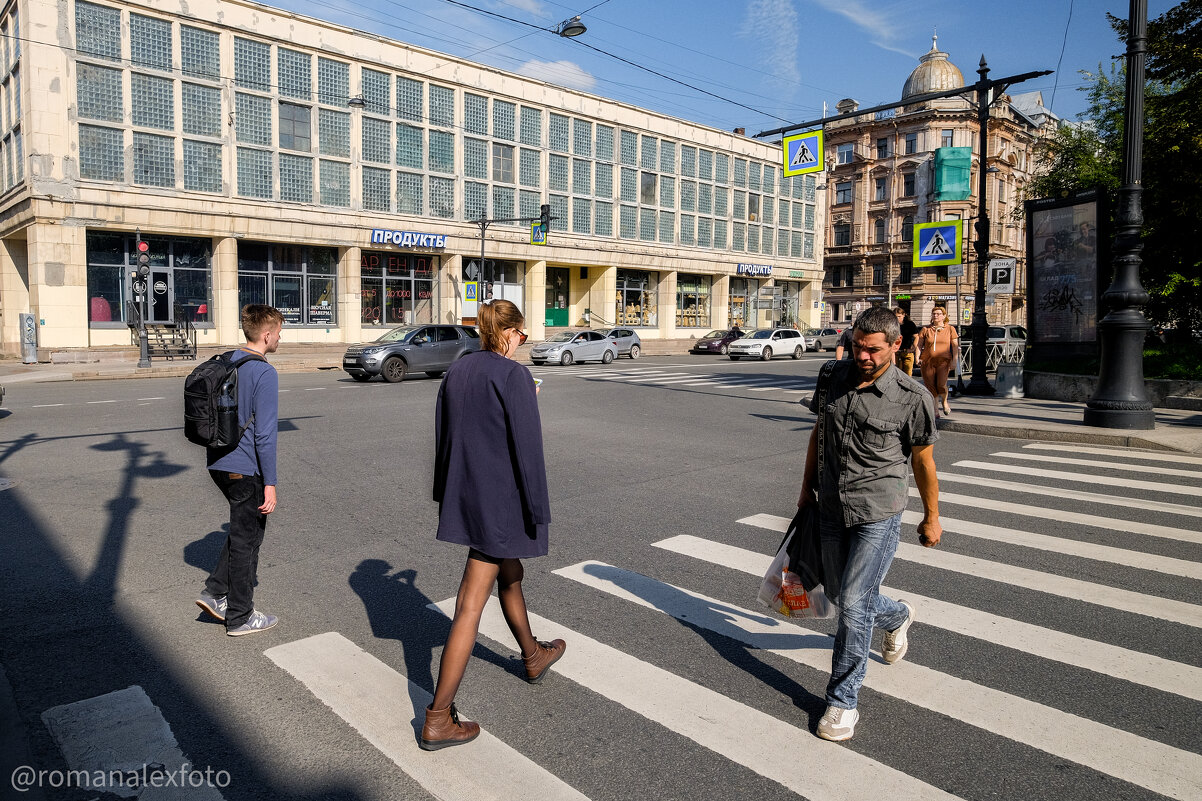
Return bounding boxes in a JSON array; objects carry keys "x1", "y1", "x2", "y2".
[{"x1": 757, "y1": 531, "x2": 835, "y2": 619}]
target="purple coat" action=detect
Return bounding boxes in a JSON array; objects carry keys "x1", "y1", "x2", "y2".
[{"x1": 433, "y1": 350, "x2": 550, "y2": 558}]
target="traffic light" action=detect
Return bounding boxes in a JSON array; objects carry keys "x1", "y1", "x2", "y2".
[
  {"x1": 136, "y1": 239, "x2": 150, "y2": 277},
  {"x1": 539, "y1": 203, "x2": 551, "y2": 232}
]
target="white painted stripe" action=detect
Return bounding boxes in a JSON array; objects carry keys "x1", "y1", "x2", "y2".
[
  {"x1": 897, "y1": 505, "x2": 1202, "y2": 578},
  {"x1": 1023, "y1": 443, "x2": 1202, "y2": 467},
  {"x1": 910, "y1": 487, "x2": 1202, "y2": 545},
  {"x1": 279, "y1": 389, "x2": 291, "y2": 392},
  {"x1": 556, "y1": 559, "x2": 1202, "y2": 801},
  {"x1": 431, "y1": 598, "x2": 959, "y2": 801},
  {"x1": 738, "y1": 514, "x2": 1202, "y2": 628},
  {"x1": 938, "y1": 472, "x2": 1202, "y2": 520},
  {"x1": 587, "y1": 371, "x2": 675, "y2": 380},
  {"x1": 991, "y1": 451, "x2": 1202, "y2": 480},
  {"x1": 266, "y1": 632, "x2": 590, "y2": 801},
  {"x1": 303, "y1": 387, "x2": 327, "y2": 391},
  {"x1": 32, "y1": 403, "x2": 64, "y2": 407},
  {"x1": 654, "y1": 535, "x2": 1202, "y2": 703},
  {"x1": 953, "y1": 460, "x2": 1202, "y2": 498},
  {"x1": 86, "y1": 400, "x2": 117, "y2": 404},
  {"x1": 137, "y1": 397, "x2": 165, "y2": 401}
]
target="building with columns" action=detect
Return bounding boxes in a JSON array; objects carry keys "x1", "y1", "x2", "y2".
[
  {"x1": 820, "y1": 37, "x2": 1057, "y2": 330},
  {"x1": 0, "y1": 0, "x2": 824, "y2": 357}
]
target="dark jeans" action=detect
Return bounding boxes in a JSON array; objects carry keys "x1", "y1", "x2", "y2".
[{"x1": 206, "y1": 471, "x2": 267, "y2": 629}]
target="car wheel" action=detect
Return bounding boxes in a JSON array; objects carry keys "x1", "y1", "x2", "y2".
[
  {"x1": 425, "y1": 370, "x2": 445, "y2": 378},
  {"x1": 350, "y1": 373, "x2": 372, "y2": 382},
  {"x1": 792, "y1": 346, "x2": 803, "y2": 360},
  {"x1": 601, "y1": 349, "x2": 614, "y2": 364},
  {"x1": 719, "y1": 343, "x2": 729, "y2": 355},
  {"x1": 761, "y1": 347, "x2": 772, "y2": 361},
  {"x1": 531, "y1": 360, "x2": 545, "y2": 366},
  {"x1": 729, "y1": 355, "x2": 741, "y2": 361},
  {"x1": 560, "y1": 350, "x2": 574, "y2": 366},
  {"x1": 629, "y1": 344, "x2": 641, "y2": 359},
  {"x1": 381, "y1": 356, "x2": 407, "y2": 383}
]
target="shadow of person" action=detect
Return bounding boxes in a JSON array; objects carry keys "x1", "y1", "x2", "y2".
[{"x1": 184, "y1": 524, "x2": 229, "y2": 574}]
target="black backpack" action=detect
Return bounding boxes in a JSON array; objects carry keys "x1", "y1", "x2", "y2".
[{"x1": 183, "y1": 350, "x2": 267, "y2": 448}]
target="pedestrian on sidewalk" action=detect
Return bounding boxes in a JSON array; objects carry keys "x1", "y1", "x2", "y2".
[
  {"x1": 893, "y1": 307, "x2": 918, "y2": 377},
  {"x1": 799, "y1": 306, "x2": 943, "y2": 742},
  {"x1": 915, "y1": 306, "x2": 958, "y2": 417},
  {"x1": 833, "y1": 326, "x2": 855, "y2": 361},
  {"x1": 421, "y1": 299, "x2": 562, "y2": 751},
  {"x1": 195, "y1": 305, "x2": 284, "y2": 636}
]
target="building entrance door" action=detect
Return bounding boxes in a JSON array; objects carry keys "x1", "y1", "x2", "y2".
[
  {"x1": 149, "y1": 270, "x2": 173, "y2": 323},
  {"x1": 545, "y1": 267, "x2": 569, "y2": 327}
]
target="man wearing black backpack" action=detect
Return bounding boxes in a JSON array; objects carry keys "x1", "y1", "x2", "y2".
[{"x1": 195, "y1": 305, "x2": 284, "y2": 636}]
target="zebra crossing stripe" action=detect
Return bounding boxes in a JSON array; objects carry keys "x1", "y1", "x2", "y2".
[
  {"x1": 738, "y1": 514, "x2": 1202, "y2": 628},
  {"x1": 992, "y1": 451, "x2": 1202, "y2": 480},
  {"x1": 938, "y1": 472, "x2": 1202, "y2": 521},
  {"x1": 952, "y1": 461, "x2": 1202, "y2": 498},
  {"x1": 555, "y1": 559, "x2": 1202, "y2": 801},
  {"x1": 1023, "y1": 443, "x2": 1202, "y2": 467},
  {"x1": 653, "y1": 535, "x2": 1202, "y2": 703},
  {"x1": 265, "y1": 632, "x2": 591, "y2": 801},
  {"x1": 910, "y1": 486, "x2": 1202, "y2": 545},
  {"x1": 431, "y1": 597, "x2": 962, "y2": 801},
  {"x1": 898, "y1": 506, "x2": 1202, "y2": 579}
]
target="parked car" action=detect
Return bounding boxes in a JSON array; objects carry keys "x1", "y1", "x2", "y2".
[
  {"x1": 604, "y1": 327, "x2": 642, "y2": 359},
  {"x1": 530, "y1": 330, "x2": 618, "y2": 365},
  {"x1": 807, "y1": 327, "x2": 843, "y2": 351},
  {"x1": 342, "y1": 324, "x2": 481, "y2": 382},
  {"x1": 691, "y1": 328, "x2": 745, "y2": 355},
  {"x1": 728, "y1": 328, "x2": 807, "y2": 361}
]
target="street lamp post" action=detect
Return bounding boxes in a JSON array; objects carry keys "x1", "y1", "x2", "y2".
[{"x1": 963, "y1": 56, "x2": 997, "y2": 396}]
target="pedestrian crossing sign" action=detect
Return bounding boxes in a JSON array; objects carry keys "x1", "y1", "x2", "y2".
[
  {"x1": 913, "y1": 219, "x2": 963, "y2": 268},
  {"x1": 465, "y1": 281, "x2": 478, "y2": 301},
  {"x1": 782, "y1": 130, "x2": 823, "y2": 177},
  {"x1": 531, "y1": 222, "x2": 547, "y2": 246}
]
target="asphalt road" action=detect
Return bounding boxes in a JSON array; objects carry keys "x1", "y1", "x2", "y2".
[{"x1": 1, "y1": 354, "x2": 1200, "y2": 801}]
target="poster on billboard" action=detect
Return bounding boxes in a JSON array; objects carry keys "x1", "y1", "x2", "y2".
[{"x1": 1025, "y1": 189, "x2": 1105, "y2": 351}]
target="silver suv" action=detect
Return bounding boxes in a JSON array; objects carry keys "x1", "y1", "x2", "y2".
[{"x1": 343, "y1": 325, "x2": 481, "y2": 382}]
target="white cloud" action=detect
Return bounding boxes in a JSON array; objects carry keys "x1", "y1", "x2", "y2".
[
  {"x1": 738, "y1": 0, "x2": 800, "y2": 85},
  {"x1": 515, "y1": 59, "x2": 597, "y2": 90},
  {"x1": 496, "y1": 0, "x2": 549, "y2": 20},
  {"x1": 805, "y1": 0, "x2": 916, "y2": 58}
]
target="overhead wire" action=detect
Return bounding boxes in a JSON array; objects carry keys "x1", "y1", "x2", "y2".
[{"x1": 1050, "y1": 0, "x2": 1074, "y2": 110}]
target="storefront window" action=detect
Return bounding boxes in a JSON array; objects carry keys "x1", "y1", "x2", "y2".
[
  {"x1": 238, "y1": 242, "x2": 339, "y2": 325},
  {"x1": 777, "y1": 280, "x2": 801, "y2": 328},
  {"x1": 675, "y1": 273, "x2": 710, "y2": 328},
  {"x1": 86, "y1": 232, "x2": 213, "y2": 326},
  {"x1": 362, "y1": 251, "x2": 436, "y2": 326},
  {"x1": 616, "y1": 269, "x2": 658, "y2": 326},
  {"x1": 460, "y1": 258, "x2": 524, "y2": 318},
  {"x1": 728, "y1": 277, "x2": 758, "y2": 328}
]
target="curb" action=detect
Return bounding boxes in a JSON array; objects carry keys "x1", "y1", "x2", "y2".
[{"x1": 938, "y1": 418, "x2": 1202, "y2": 454}]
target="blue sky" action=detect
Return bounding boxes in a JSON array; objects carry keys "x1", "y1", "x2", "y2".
[{"x1": 269, "y1": 0, "x2": 1175, "y2": 136}]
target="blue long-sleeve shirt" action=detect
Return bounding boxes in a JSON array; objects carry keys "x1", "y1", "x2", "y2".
[{"x1": 207, "y1": 349, "x2": 279, "y2": 486}]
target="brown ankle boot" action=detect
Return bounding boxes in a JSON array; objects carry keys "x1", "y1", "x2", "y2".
[
  {"x1": 419, "y1": 703, "x2": 480, "y2": 751},
  {"x1": 522, "y1": 638, "x2": 566, "y2": 684}
]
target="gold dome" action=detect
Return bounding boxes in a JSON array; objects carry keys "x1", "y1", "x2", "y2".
[{"x1": 901, "y1": 35, "x2": 964, "y2": 101}]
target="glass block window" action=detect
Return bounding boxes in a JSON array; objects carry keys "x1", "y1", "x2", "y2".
[
  {"x1": 697, "y1": 217, "x2": 712, "y2": 248},
  {"x1": 715, "y1": 153, "x2": 729, "y2": 184},
  {"x1": 492, "y1": 143, "x2": 513, "y2": 184},
  {"x1": 396, "y1": 76, "x2": 422, "y2": 122},
  {"x1": 805, "y1": 175, "x2": 817, "y2": 201},
  {"x1": 235, "y1": 93, "x2": 271, "y2": 146},
  {"x1": 777, "y1": 229, "x2": 789, "y2": 257},
  {"x1": 429, "y1": 175, "x2": 454, "y2": 217},
  {"x1": 681, "y1": 145, "x2": 696, "y2": 177},
  {"x1": 805, "y1": 204, "x2": 815, "y2": 230},
  {"x1": 659, "y1": 141, "x2": 676, "y2": 174},
  {"x1": 278, "y1": 49, "x2": 311, "y2": 100},
  {"x1": 680, "y1": 214, "x2": 695, "y2": 246},
  {"x1": 519, "y1": 189, "x2": 540, "y2": 221},
  {"x1": 748, "y1": 161, "x2": 760, "y2": 191},
  {"x1": 77, "y1": 64, "x2": 123, "y2": 123},
  {"x1": 362, "y1": 68, "x2": 390, "y2": 116},
  {"x1": 548, "y1": 154, "x2": 569, "y2": 193},
  {"x1": 620, "y1": 168, "x2": 637, "y2": 203},
  {"x1": 698, "y1": 183, "x2": 713, "y2": 214},
  {"x1": 595, "y1": 201, "x2": 613, "y2": 237},
  {"x1": 182, "y1": 84, "x2": 221, "y2": 137},
  {"x1": 659, "y1": 212, "x2": 674, "y2": 244},
  {"x1": 319, "y1": 109, "x2": 349, "y2": 157},
  {"x1": 733, "y1": 191, "x2": 746, "y2": 219},
  {"x1": 237, "y1": 147, "x2": 273, "y2": 198},
  {"x1": 762, "y1": 197, "x2": 775, "y2": 226},
  {"x1": 492, "y1": 185, "x2": 514, "y2": 221},
  {"x1": 549, "y1": 113, "x2": 569, "y2": 153},
  {"x1": 549, "y1": 194, "x2": 568, "y2": 232},
  {"x1": 493, "y1": 100, "x2": 515, "y2": 141},
  {"x1": 763, "y1": 164, "x2": 775, "y2": 194},
  {"x1": 132, "y1": 132, "x2": 173, "y2": 187},
  {"x1": 75, "y1": 2, "x2": 120, "y2": 62},
  {"x1": 429, "y1": 84, "x2": 454, "y2": 127},
  {"x1": 714, "y1": 188, "x2": 728, "y2": 218},
  {"x1": 429, "y1": 130, "x2": 454, "y2": 173},
  {"x1": 595, "y1": 163, "x2": 612, "y2": 199},
  {"x1": 596, "y1": 125, "x2": 614, "y2": 162},
  {"x1": 619, "y1": 130, "x2": 637, "y2": 166},
  {"x1": 619, "y1": 205, "x2": 636, "y2": 239},
  {"x1": 778, "y1": 199, "x2": 789, "y2": 226},
  {"x1": 464, "y1": 93, "x2": 487, "y2": 135},
  {"x1": 698, "y1": 149, "x2": 713, "y2": 181},
  {"x1": 572, "y1": 158, "x2": 590, "y2": 196},
  {"x1": 660, "y1": 176, "x2": 675, "y2": 208},
  {"x1": 713, "y1": 220, "x2": 727, "y2": 249},
  {"x1": 319, "y1": 159, "x2": 350, "y2": 207},
  {"x1": 183, "y1": 140, "x2": 221, "y2": 192},
  {"x1": 732, "y1": 222, "x2": 745, "y2": 251},
  {"x1": 363, "y1": 166, "x2": 391, "y2": 211},
  {"x1": 318, "y1": 58, "x2": 349, "y2": 105},
  {"x1": 234, "y1": 38, "x2": 270, "y2": 92},
  {"x1": 464, "y1": 181, "x2": 486, "y2": 220},
  {"x1": 761, "y1": 227, "x2": 773, "y2": 255},
  {"x1": 734, "y1": 158, "x2": 746, "y2": 188},
  {"x1": 131, "y1": 74, "x2": 173, "y2": 130},
  {"x1": 519, "y1": 148, "x2": 540, "y2": 188},
  {"x1": 520, "y1": 106, "x2": 541, "y2": 146},
  {"x1": 640, "y1": 137, "x2": 657, "y2": 170},
  {"x1": 130, "y1": 15, "x2": 171, "y2": 71},
  {"x1": 639, "y1": 207, "x2": 656, "y2": 241},
  {"x1": 573, "y1": 119, "x2": 592, "y2": 157},
  {"x1": 780, "y1": 175, "x2": 791, "y2": 197},
  {"x1": 791, "y1": 231, "x2": 803, "y2": 258},
  {"x1": 572, "y1": 197, "x2": 591, "y2": 234},
  {"x1": 793, "y1": 203, "x2": 804, "y2": 229},
  {"x1": 279, "y1": 153, "x2": 313, "y2": 203},
  {"x1": 464, "y1": 137, "x2": 488, "y2": 179},
  {"x1": 680, "y1": 180, "x2": 696, "y2": 212},
  {"x1": 804, "y1": 233, "x2": 815, "y2": 259},
  {"x1": 748, "y1": 225, "x2": 759, "y2": 252},
  {"x1": 397, "y1": 171, "x2": 422, "y2": 214},
  {"x1": 362, "y1": 117, "x2": 391, "y2": 164},
  {"x1": 793, "y1": 175, "x2": 805, "y2": 199},
  {"x1": 396, "y1": 124, "x2": 422, "y2": 169},
  {"x1": 181, "y1": 26, "x2": 220, "y2": 80}
]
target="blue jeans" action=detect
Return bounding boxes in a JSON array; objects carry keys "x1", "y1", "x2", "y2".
[{"x1": 819, "y1": 512, "x2": 908, "y2": 710}]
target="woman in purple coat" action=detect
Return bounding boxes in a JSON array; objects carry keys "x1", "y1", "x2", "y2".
[{"x1": 420, "y1": 299, "x2": 565, "y2": 751}]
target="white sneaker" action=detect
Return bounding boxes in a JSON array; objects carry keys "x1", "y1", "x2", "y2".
[
  {"x1": 226, "y1": 610, "x2": 278, "y2": 637},
  {"x1": 882, "y1": 601, "x2": 915, "y2": 664},
  {"x1": 816, "y1": 705, "x2": 859, "y2": 742}
]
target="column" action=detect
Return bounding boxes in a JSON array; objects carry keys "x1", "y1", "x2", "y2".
[
  {"x1": 595, "y1": 265, "x2": 617, "y2": 328},
  {"x1": 338, "y1": 246, "x2": 362, "y2": 344},
  {"x1": 0, "y1": 237, "x2": 29, "y2": 356},
  {"x1": 26, "y1": 223, "x2": 87, "y2": 349},
  {"x1": 712, "y1": 274, "x2": 730, "y2": 328},
  {"x1": 526, "y1": 259, "x2": 546, "y2": 339},
  {"x1": 657, "y1": 270, "x2": 677, "y2": 340},
  {"x1": 212, "y1": 236, "x2": 240, "y2": 345},
  {"x1": 440, "y1": 254, "x2": 463, "y2": 323}
]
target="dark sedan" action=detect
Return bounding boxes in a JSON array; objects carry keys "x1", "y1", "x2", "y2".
[
  {"x1": 342, "y1": 324, "x2": 481, "y2": 382},
  {"x1": 690, "y1": 328, "x2": 745, "y2": 356}
]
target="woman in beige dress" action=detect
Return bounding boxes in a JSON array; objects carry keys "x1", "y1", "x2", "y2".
[{"x1": 915, "y1": 306, "x2": 958, "y2": 416}]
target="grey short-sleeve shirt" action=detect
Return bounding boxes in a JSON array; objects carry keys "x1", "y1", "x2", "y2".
[{"x1": 808, "y1": 360, "x2": 938, "y2": 527}]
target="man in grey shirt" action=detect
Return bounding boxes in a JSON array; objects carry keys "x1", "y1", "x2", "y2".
[{"x1": 800, "y1": 306, "x2": 942, "y2": 742}]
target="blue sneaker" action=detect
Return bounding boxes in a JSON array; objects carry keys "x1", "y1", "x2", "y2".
[
  {"x1": 195, "y1": 591, "x2": 227, "y2": 622},
  {"x1": 226, "y1": 610, "x2": 278, "y2": 637}
]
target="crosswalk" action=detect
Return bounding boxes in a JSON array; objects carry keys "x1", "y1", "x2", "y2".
[
  {"x1": 262, "y1": 442, "x2": 1202, "y2": 801},
  {"x1": 528, "y1": 364, "x2": 812, "y2": 397}
]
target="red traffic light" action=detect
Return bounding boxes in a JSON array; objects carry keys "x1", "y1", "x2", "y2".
[{"x1": 137, "y1": 240, "x2": 149, "y2": 253}]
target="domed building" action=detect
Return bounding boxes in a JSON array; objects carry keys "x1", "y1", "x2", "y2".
[{"x1": 821, "y1": 36, "x2": 1058, "y2": 332}]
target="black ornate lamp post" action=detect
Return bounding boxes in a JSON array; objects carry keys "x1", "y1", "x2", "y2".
[
  {"x1": 1084, "y1": 0, "x2": 1156, "y2": 429},
  {"x1": 963, "y1": 56, "x2": 997, "y2": 395}
]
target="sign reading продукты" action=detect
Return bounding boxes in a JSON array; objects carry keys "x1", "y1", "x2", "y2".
[
  {"x1": 370, "y1": 230, "x2": 448, "y2": 249},
  {"x1": 912, "y1": 220, "x2": 963, "y2": 268},
  {"x1": 782, "y1": 130, "x2": 823, "y2": 177},
  {"x1": 737, "y1": 263, "x2": 774, "y2": 277}
]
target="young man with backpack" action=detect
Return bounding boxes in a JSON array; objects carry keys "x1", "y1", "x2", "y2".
[{"x1": 192, "y1": 305, "x2": 284, "y2": 636}]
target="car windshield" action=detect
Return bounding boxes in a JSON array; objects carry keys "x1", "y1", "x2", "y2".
[
  {"x1": 374, "y1": 326, "x2": 418, "y2": 343},
  {"x1": 804, "y1": 328, "x2": 820, "y2": 336},
  {"x1": 702, "y1": 330, "x2": 727, "y2": 339},
  {"x1": 748, "y1": 329, "x2": 773, "y2": 339},
  {"x1": 546, "y1": 332, "x2": 577, "y2": 343}
]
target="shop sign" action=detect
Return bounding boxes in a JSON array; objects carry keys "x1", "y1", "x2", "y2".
[
  {"x1": 370, "y1": 229, "x2": 447, "y2": 249},
  {"x1": 895, "y1": 294, "x2": 911, "y2": 300},
  {"x1": 737, "y1": 263, "x2": 773, "y2": 277},
  {"x1": 788, "y1": 270, "x2": 804, "y2": 278}
]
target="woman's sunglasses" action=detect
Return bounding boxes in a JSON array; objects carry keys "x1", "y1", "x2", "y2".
[{"x1": 517, "y1": 330, "x2": 528, "y2": 345}]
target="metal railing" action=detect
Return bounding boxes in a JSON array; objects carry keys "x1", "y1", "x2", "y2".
[{"x1": 960, "y1": 340, "x2": 1025, "y2": 371}]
